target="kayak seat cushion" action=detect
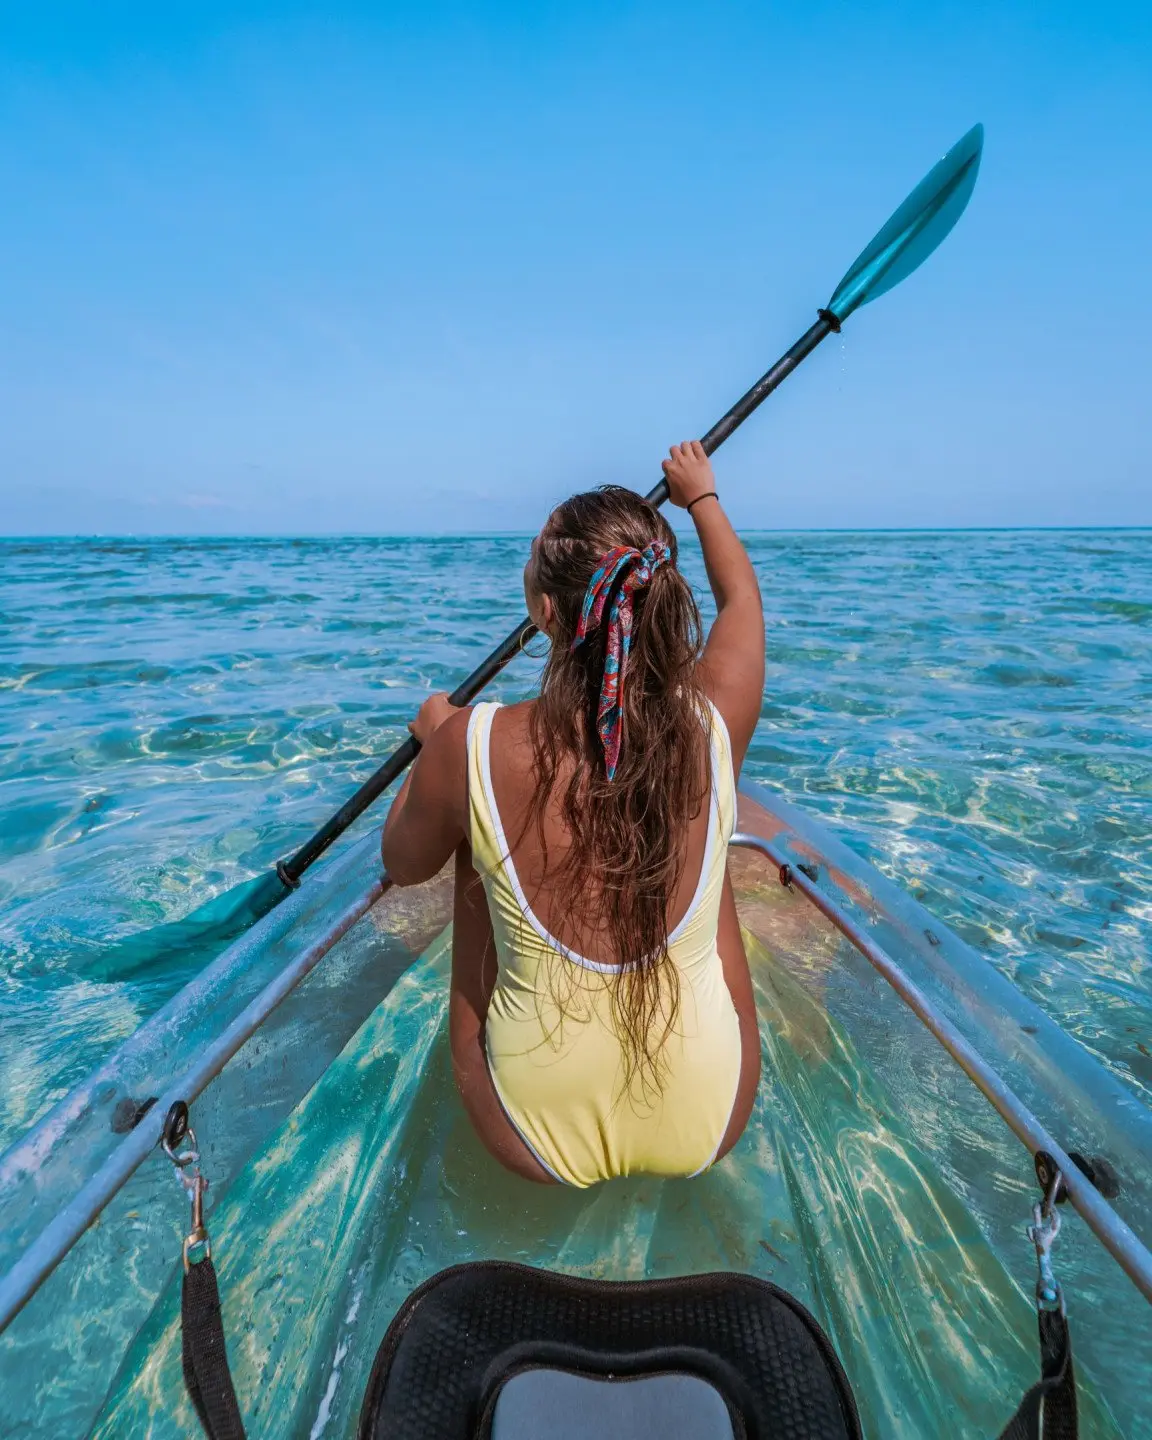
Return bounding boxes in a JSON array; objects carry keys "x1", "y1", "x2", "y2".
[
  {"x1": 357, "y1": 1261, "x2": 861, "y2": 1440},
  {"x1": 489, "y1": 1368, "x2": 734, "y2": 1439}
]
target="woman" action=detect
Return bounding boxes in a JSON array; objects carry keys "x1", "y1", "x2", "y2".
[{"x1": 382, "y1": 441, "x2": 764, "y2": 1187}]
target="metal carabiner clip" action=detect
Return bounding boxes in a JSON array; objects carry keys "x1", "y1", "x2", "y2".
[
  {"x1": 182, "y1": 1170, "x2": 211, "y2": 1273},
  {"x1": 1027, "y1": 1167, "x2": 1065, "y2": 1315},
  {"x1": 161, "y1": 1101, "x2": 212, "y2": 1272}
]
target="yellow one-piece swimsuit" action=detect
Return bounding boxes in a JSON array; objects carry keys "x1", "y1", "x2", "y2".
[{"x1": 467, "y1": 700, "x2": 742, "y2": 1188}]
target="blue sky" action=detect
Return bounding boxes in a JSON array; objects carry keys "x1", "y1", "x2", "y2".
[{"x1": 1, "y1": 2, "x2": 1149, "y2": 534}]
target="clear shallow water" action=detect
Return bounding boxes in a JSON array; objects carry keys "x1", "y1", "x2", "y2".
[
  {"x1": 0, "y1": 532, "x2": 1149, "y2": 1437},
  {"x1": 1, "y1": 531, "x2": 1148, "y2": 1148},
  {"x1": 82, "y1": 930, "x2": 1120, "y2": 1440},
  {"x1": 0, "y1": 832, "x2": 1143, "y2": 1437}
]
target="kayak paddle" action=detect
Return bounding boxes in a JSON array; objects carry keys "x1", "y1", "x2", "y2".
[{"x1": 97, "y1": 123, "x2": 983, "y2": 979}]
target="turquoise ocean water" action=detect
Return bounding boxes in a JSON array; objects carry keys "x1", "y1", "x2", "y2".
[
  {"x1": 1, "y1": 530, "x2": 1149, "y2": 1149},
  {"x1": 2, "y1": 530, "x2": 1151, "y2": 1437}
]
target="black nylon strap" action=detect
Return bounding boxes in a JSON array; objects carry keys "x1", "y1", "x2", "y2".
[
  {"x1": 182, "y1": 1257, "x2": 247, "y2": 1440},
  {"x1": 997, "y1": 1309, "x2": 1077, "y2": 1440}
]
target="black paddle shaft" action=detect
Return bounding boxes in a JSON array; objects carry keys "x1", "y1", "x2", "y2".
[{"x1": 277, "y1": 309, "x2": 839, "y2": 887}]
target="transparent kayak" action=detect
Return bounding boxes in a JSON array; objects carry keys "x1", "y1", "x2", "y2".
[{"x1": 0, "y1": 785, "x2": 1149, "y2": 1438}]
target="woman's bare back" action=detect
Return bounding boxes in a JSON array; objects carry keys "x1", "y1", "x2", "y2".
[{"x1": 487, "y1": 699, "x2": 714, "y2": 966}]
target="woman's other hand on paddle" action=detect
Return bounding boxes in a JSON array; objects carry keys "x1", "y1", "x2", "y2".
[
  {"x1": 410, "y1": 692, "x2": 459, "y2": 746},
  {"x1": 662, "y1": 440, "x2": 716, "y2": 510}
]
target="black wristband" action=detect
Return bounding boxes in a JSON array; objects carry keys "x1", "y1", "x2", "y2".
[{"x1": 686, "y1": 491, "x2": 719, "y2": 514}]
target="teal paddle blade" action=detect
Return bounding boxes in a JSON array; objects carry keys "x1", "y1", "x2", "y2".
[
  {"x1": 87, "y1": 869, "x2": 289, "y2": 983},
  {"x1": 827, "y1": 124, "x2": 984, "y2": 323}
]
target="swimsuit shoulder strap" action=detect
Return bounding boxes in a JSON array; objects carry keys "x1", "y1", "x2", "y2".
[
  {"x1": 465, "y1": 702, "x2": 506, "y2": 875},
  {"x1": 704, "y1": 698, "x2": 737, "y2": 843}
]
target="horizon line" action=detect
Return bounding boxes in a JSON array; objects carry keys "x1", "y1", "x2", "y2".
[{"x1": 1, "y1": 524, "x2": 1150, "y2": 543}]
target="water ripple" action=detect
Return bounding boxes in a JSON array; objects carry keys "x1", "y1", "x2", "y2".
[{"x1": 0, "y1": 531, "x2": 1149, "y2": 1142}]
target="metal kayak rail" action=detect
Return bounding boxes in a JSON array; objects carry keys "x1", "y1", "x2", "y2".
[
  {"x1": 3, "y1": 820, "x2": 1151, "y2": 1336},
  {"x1": 730, "y1": 829, "x2": 1152, "y2": 1306},
  {"x1": 0, "y1": 872, "x2": 388, "y2": 1335}
]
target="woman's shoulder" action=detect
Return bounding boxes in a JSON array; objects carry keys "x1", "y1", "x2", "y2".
[
  {"x1": 488, "y1": 699, "x2": 536, "y2": 743},
  {"x1": 420, "y1": 703, "x2": 474, "y2": 775},
  {"x1": 462, "y1": 699, "x2": 537, "y2": 751},
  {"x1": 488, "y1": 698, "x2": 536, "y2": 721},
  {"x1": 693, "y1": 661, "x2": 756, "y2": 777},
  {"x1": 485, "y1": 701, "x2": 541, "y2": 788}
]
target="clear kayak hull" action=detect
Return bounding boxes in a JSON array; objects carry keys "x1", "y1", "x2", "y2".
[{"x1": 1, "y1": 787, "x2": 1148, "y2": 1436}]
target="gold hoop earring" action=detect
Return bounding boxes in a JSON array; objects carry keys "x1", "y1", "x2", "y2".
[{"x1": 521, "y1": 627, "x2": 551, "y2": 661}]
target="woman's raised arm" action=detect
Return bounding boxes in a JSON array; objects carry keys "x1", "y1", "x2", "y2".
[{"x1": 662, "y1": 441, "x2": 764, "y2": 773}]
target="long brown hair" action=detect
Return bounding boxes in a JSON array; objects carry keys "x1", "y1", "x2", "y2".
[{"x1": 524, "y1": 485, "x2": 710, "y2": 1094}]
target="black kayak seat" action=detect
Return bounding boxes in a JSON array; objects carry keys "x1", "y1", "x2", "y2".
[
  {"x1": 490, "y1": 1368, "x2": 735, "y2": 1440},
  {"x1": 358, "y1": 1261, "x2": 861, "y2": 1439}
]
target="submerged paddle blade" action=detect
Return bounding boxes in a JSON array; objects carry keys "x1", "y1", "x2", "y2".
[
  {"x1": 827, "y1": 123, "x2": 984, "y2": 324},
  {"x1": 88, "y1": 869, "x2": 290, "y2": 983}
]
